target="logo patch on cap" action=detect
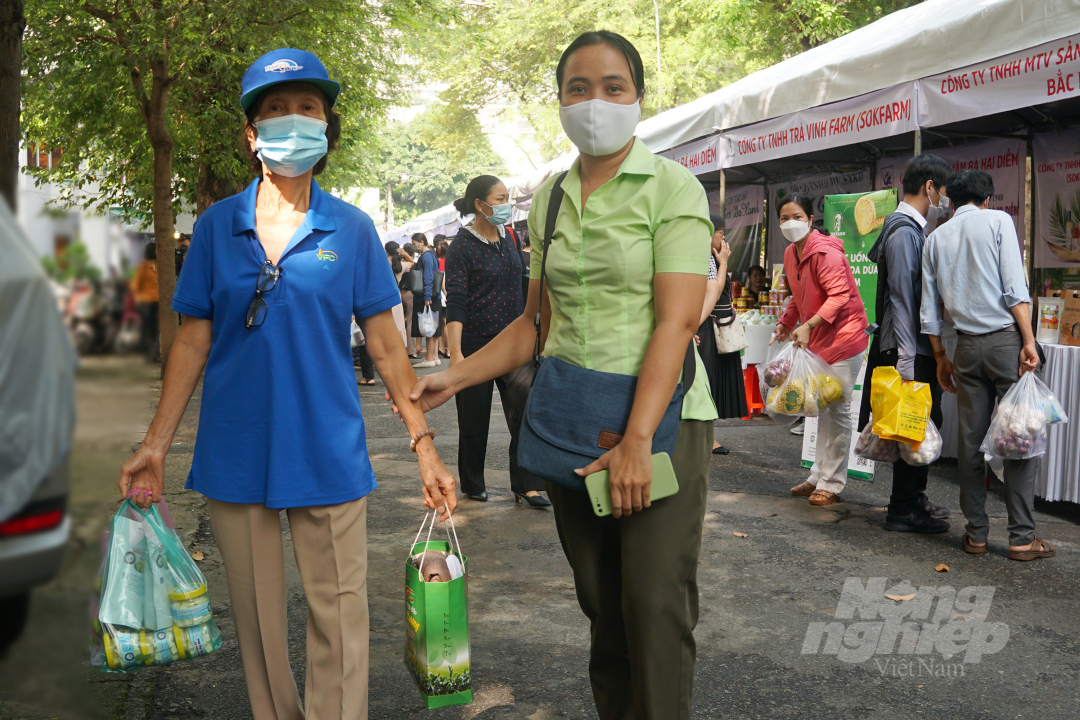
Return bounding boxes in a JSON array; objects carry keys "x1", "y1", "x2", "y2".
[{"x1": 264, "y1": 59, "x2": 303, "y2": 73}]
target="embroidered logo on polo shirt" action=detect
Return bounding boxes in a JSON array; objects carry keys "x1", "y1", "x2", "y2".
[
  {"x1": 264, "y1": 59, "x2": 303, "y2": 73},
  {"x1": 317, "y1": 249, "x2": 338, "y2": 262}
]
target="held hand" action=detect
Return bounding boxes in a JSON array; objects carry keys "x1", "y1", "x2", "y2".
[
  {"x1": 771, "y1": 323, "x2": 791, "y2": 345},
  {"x1": 118, "y1": 444, "x2": 165, "y2": 509},
  {"x1": 416, "y1": 443, "x2": 457, "y2": 521},
  {"x1": 936, "y1": 356, "x2": 957, "y2": 394},
  {"x1": 425, "y1": 301, "x2": 432, "y2": 307},
  {"x1": 1019, "y1": 342, "x2": 1039, "y2": 376},
  {"x1": 385, "y1": 371, "x2": 457, "y2": 416},
  {"x1": 575, "y1": 437, "x2": 653, "y2": 519},
  {"x1": 791, "y1": 323, "x2": 812, "y2": 349}
]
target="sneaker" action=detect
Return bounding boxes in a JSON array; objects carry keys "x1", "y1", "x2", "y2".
[
  {"x1": 790, "y1": 420, "x2": 805, "y2": 436},
  {"x1": 919, "y1": 493, "x2": 950, "y2": 519},
  {"x1": 884, "y1": 506, "x2": 949, "y2": 533},
  {"x1": 414, "y1": 360, "x2": 439, "y2": 368}
]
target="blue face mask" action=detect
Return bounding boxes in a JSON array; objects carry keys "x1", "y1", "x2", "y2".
[
  {"x1": 254, "y1": 114, "x2": 328, "y2": 177},
  {"x1": 481, "y1": 200, "x2": 512, "y2": 227}
]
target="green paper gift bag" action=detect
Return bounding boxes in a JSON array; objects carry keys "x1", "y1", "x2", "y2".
[{"x1": 404, "y1": 514, "x2": 472, "y2": 709}]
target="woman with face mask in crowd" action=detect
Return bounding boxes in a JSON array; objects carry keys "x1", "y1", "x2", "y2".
[
  {"x1": 772, "y1": 194, "x2": 869, "y2": 506},
  {"x1": 444, "y1": 175, "x2": 549, "y2": 506},
  {"x1": 118, "y1": 49, "x2": 457, "y2": 720},
  {"x1": 403, "y1": 31, "x2": 716, "y2": 719}
]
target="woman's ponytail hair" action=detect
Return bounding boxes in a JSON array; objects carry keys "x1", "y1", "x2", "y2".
[{"x1": 455, "y1": 175, "x2": 502, "y2": 217}]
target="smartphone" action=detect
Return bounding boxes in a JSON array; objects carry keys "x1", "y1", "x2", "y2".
[{"x1": 585, "y1": 452, "x2": 680, "y2": 518}]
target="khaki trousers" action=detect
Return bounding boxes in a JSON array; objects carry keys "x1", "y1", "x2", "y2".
[
  {"x1": 207, "y1": 498, "x2": 369, "y2": 720},
  {"x1": 545, "y1": 420, "x2": 711, "y2": 720}
]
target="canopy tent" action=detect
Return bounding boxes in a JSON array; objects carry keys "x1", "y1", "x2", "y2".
[
  {"x1": 638, "y1": 0, "x2": 1080, "y2": 153},
  {"x1": 383, "y1": 0, "x2": 1080, "y2": 242}
]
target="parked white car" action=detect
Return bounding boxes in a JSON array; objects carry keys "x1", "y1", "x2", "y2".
[{"x1": 0, "y1": 198, "x2": 76, "y2": 653}]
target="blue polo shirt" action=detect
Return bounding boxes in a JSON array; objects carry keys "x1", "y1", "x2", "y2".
[{"x1": 172, "y1": 178, "x2": 400, "y2": 508}]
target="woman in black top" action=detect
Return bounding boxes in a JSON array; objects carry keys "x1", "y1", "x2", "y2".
[
  {"x1": 696, "y1": 215, "x2": 748, "y2": 453},
  {"x1": 445, "y1": 175, "x2": 549, "y2": 507}
]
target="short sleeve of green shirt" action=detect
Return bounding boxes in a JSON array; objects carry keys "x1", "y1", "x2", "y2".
[{"x1": 527, "y1": 140, "x2": 717, "y2": 422}]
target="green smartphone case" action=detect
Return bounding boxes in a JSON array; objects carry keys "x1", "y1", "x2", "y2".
[{"x1": 584, "y1": 452, "x2": 680, "y2": 517}]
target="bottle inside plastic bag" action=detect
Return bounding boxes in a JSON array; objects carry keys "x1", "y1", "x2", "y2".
[{"x1": 92, "y1": 500, "x2": 223, "y2": 672}]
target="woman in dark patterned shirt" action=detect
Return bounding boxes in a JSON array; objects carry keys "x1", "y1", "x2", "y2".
[{"x1": 445, "y1": 175, "x2": 550, "y2": 507}]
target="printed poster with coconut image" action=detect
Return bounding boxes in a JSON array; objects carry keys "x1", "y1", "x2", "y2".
[
  {"x1": 1034, "y1": 129, "x2": 1080, "y2": 268},
  {"x1": 823, "y1": 189, "x2": 898, "y2": 325}
]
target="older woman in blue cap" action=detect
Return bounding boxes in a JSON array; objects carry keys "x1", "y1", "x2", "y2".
[{"x1": 117, "y1": 48, "x2": 457, "y2": 720}]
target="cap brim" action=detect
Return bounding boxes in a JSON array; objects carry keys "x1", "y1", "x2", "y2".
[{"x1": 241, "y1": 78, "x2": 341, "y2": 112}]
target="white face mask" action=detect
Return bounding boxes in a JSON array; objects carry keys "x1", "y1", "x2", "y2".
[
  {"x1": 559, "y1": 98, "x2": 640, "y2": 156},
  {"x1": 926, "y1": 187, "x2": 950, "y2": 220},
  {"x1": 780, "y1": 219, "x2": 810, "y2": 243}
]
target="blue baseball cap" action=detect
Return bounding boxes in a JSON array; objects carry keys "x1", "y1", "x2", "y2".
[{"x1": 241, "y1": 49, "x2": 341, "y2": 113}]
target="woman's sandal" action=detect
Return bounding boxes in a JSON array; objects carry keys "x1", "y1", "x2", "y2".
[
  {"x1": 360, "y1": 379, "x2": 376, "y2": 386},
  {"x1": 808, "y1": 490, "x2": 842, "y2": 506},
  {"x1": 1008, "y1": 536, "x2": 1056, "y2": 562},
  {"x1": 790, "y1": 481, "x2": 815, "y2": 497},
  {"x1": 962, "y1": 534, "x2": 988, "y2": 554}
]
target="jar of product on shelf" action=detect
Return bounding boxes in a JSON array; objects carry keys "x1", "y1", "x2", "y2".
[
  {"x1": 758, "y1": 291, "x2": 769, "y2": 306},
  {"x1": 169, "y1": 583, "x2": 212, "y2": 627}
]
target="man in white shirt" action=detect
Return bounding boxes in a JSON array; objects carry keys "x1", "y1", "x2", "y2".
[{"x1": 921, "y1": 169, "x2": 1053, "y2": 562}]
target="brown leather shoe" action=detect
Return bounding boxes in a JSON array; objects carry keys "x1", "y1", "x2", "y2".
[
  {"x1": 809, "y1": 490, "x2": 842, "y2": 506},
  {"x1": 962, "y1": 534, "x2": 988, "y2": 554},
  {"x1": 1009, "y1": 536, "x2": 1055, "y2": 561},
  {"x1": 791, "y1": 481, "x2": 815, "y2": 497}
]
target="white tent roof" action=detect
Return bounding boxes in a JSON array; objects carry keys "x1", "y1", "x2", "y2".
[
  {"x1": 387, "y1": 0, "x2": 1080, "y2": 231},
  {"x1": 637, "y1": 0, "x2": 1080, "y2": 152}
]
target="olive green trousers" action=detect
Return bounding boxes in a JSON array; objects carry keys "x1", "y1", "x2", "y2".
[{"x1": 546, "y1": 420, "x2": 711, "y2": 720}]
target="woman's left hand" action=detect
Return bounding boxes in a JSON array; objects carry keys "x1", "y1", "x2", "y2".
[
  {"x1": 791, "y1": 322, "x2": 812, "y2": 349},
  {"x1": 575, "y1": 437, "x2": 653, "y2": 518},
  {"x1": 416, "y1": 444, "x2": 458, "y2": 521}
]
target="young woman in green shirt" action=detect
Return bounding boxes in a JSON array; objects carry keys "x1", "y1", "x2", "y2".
[{"x1": 404, "y1": 31, "x2": 715, "y2": 719}]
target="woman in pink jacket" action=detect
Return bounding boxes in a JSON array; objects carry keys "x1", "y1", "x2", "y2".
[{"x1": 773, "y1": 194, "x2": 868, "y2": 506}]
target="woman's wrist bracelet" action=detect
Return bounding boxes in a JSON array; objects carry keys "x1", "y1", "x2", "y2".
[{"x1": 410, "y1": 429, "x2": 436, "y2": 453}]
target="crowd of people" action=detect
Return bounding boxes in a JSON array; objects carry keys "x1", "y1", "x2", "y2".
[{"x1": 114, "y1": 28, "x2": 1055, "y2": 720}]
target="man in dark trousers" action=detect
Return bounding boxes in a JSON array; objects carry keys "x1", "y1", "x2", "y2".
[{"x1": 859, "y1": 154, "x2": 954, "y2": 533}]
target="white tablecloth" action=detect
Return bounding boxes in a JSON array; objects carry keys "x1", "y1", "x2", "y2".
[{"x1": 1036, "y1": 343, "x2": 1080, "y2": 503}]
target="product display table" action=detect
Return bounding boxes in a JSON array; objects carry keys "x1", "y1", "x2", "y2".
[{"x1": 1035, "y1": 343, "x2": 1080, "y2": 503}]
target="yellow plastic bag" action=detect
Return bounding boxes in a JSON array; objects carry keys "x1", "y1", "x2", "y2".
[{"x1": 870, "y1": 366, "x2": 931, "y2": 445}]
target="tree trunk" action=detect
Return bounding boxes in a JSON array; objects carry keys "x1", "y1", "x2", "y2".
[
  {"x1": 386, "y1": 182, "x2": 395, "y2": 226},
  {"x1": 144, "y1": 61, "x2": 177, "y2": 375},
  {"x1": 196, "y1": 152, "x2": 245, "y2": 216},
  {"x1": 0, "y1": 0, "x2": 25, "y2": 213}
]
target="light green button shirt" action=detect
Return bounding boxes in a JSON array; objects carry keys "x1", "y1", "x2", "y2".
[{"x1": 528, "y1": 138, "x2": 718, "y2": 422}]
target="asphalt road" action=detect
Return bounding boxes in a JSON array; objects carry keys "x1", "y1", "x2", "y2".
[{"x1": 2, "y1": 357, "x2": 1078, "y2": 719}]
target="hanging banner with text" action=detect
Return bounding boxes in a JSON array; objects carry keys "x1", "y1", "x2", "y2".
[
  {"x1": 660, "y1": 134, "x2": 720, "y2": 176},
  {"x1": 707, "y1": 184, "x2": 765, "y2": 282},
  {"x1": 766, "y1": 170, "x2": 872, "y2": 268},
  {"x1": 873, "y1": 137, "x2": 1026, "y2": 250},
  {"x1": 718, "y1": 83, "x2": 916, "y2": 169},
  {"x1": 823, "y1": 190, "x2": 898, "y2": 326},
  {"x1": 1033, "y1": 128, "x2": 1080, "y2": 269},
  {"x1": 920, "y1": 33, "x2": 1080, "y2": 128}
]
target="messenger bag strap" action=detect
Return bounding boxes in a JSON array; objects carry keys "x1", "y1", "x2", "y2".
[
  {"x1": 535, "y1": 172, "x2": 568, "y2": 367},
  {"x1": 533, "y1": 170, "x2": 695, "y2": 389}
]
